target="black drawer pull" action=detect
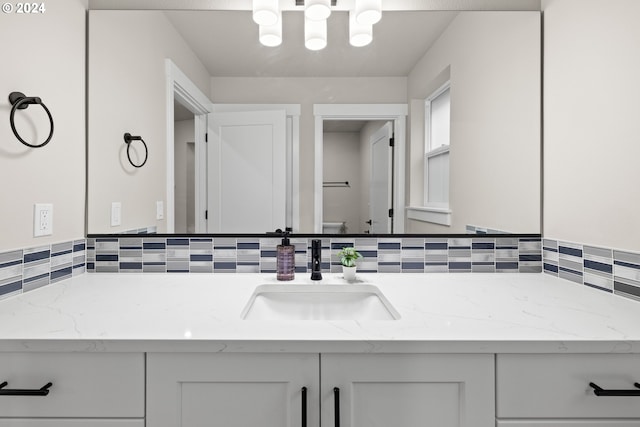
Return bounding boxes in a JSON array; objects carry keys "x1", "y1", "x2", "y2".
[
  {"x1": 334, "y1": 387, "x2": 340, "y2": 427},
  {"x1": 0, "y1": 381, "x2": 53, "y2": 396},
  {"x1": 301, "y1": 386, "x2": 307, "y2": 427},
  {"x1": 589, "y1": 382, "x2": 640, "y2": 396}
]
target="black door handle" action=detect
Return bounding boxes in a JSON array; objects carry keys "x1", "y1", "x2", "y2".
[
  {"x1": 302, "y1": 386, "x2": 307, "y2": 427},
  {"x1": 590, "y1": 382, "x2": 640, "y2": 396},
  {"x1": 365, "y1": 220, "x2": 372, "y2": 225},
  {"x1": 334, "y1": 387, "x2": 340, "y2": 427},
  {"x1": 0, "y1": 381, "x2": 52, "y2": 396}
]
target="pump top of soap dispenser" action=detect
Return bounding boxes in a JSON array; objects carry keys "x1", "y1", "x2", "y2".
[{"x1": 274, "y1": 228, "x2": 292, "y2": 246}]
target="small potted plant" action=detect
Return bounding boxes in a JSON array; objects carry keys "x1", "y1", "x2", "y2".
[{"x1": 337, "y1": 246, "x2": 362, "y2": 281}]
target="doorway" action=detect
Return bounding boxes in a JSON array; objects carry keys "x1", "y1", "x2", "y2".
[
  {"x1": 165, "y1": 59, "x2": 212, "y2": 233},
  {"x1": 322, "y1": 120, "x2": 393, "y2": 234},
  {"x1": 174, "y1": 99, "x2": 196, "y2": 233},
  {"x1": 314, "y1": 104, "x2": 408, "y2": 234}
]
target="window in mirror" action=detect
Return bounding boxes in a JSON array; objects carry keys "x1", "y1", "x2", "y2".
[{"x1": 424, "y1": 82, "x2": 451, "y2": 210}]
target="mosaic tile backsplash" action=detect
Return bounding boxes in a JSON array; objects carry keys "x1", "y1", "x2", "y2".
[
  {"x1": 0, "y1": 239, "x2": 86, "y2": 299},
  {"x1": 86, "y1": 236, "x2": 543, "y2": 274},
  {"x1": 4, "y1": 235, "x2": 640, "y2": 304},
  {"x1": 543, "y1": 238, "x2": 640, "y2": 301}
]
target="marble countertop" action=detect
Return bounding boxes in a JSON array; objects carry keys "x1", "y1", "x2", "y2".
[{"x1": 1, "y1": 272, "x2": 639, "y2": 353}]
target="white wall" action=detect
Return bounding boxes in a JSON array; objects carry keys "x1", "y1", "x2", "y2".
[
  {"x1": 323, "y1": 132, "x2": 362, "y2": 233},
  {"x1": 543, "y1": 0, "x2": 640, "y2": 252},
  {"x1": 0, "y1": 0, "x2": 87, "y2": 251},
  {"x1": 210, "y1": 76, "x2": 407, "y2": 232},
  {"x1": 174, "y1": 118, "x2": 195, "y2": 234},
  {"x1": 87, "y1": 10, "x2": 210, "y2": 233},
  {"x1": 405, "y1": 11, "x2": 541, "y2": 234}
]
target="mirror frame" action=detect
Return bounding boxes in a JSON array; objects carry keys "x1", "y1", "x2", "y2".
[{"x1": 86, "y1": 0, "x2": 543, "y2": 239}]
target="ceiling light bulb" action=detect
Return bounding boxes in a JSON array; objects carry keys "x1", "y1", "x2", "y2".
[
  {"x1": 305, "y1": 17, "x2": 327, "y2": 51},
  {"x1": 355, "y1": 0, "x2": 382, "y2": 26},
  {"x1": 253, "y1": 0, "x2": 279, "y2": 26},
  {"x1": 259, "y1": 13, "x2": 283, "y2": 47},
  {"x1": 305, "y1": 0, "x2": 331, "y2": 21},
  {"x1": 349, "y1": 10, "x2": 372, "y2": 47}
]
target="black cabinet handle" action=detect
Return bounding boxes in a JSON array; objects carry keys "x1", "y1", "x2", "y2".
[
  {"x1": 334, "y1": 387, "x2": 340, "y2": 427},
  {"x1": 589, "y1": 382, "x2": 640, "y2": 396},
  {"x1": 0, "y1": 381, "x2": 53, "y2": 396},
  {"x1": 301, "y1": 386, "x2": 307, "y2": 427}
]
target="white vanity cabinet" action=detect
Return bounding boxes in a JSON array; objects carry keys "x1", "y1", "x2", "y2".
[
  {"x1": 146, "y1": 352, "x2": 494, "y2": 427},
  {"x1": 496, "y1": 354, "x2": 640, "y2": 426},
  {"x1": 147, "y1": 353, "x2": 320, "y2": 427},
  {"x1": 321, "y1": 354, "x2": 494, "y2": 427},
  {"x1": 0, "y1": 352, "x2": 144, "y2": 426}
]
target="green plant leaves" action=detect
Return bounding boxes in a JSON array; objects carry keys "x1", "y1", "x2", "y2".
[{"x1": 337, "y1": 246, "x2": 362, "y2": 267}]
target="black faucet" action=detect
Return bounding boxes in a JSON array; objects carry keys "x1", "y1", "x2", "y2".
[{"x1": 310, "y1": 239, "x2": 322, "y2": 281}]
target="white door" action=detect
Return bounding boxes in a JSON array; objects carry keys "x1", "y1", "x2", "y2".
[
  {"x1": 147, "y1": 353, "x2": 319, "y2": 427},
  {"x1": 321, "y1": 354, "x2": 495, "y2": 427},
  {"x1": 369, "y1": 122, "x2": 393, "y2": 233},
  {"x1": 207, "y1": 110, "x2": 286, "y2": 233}
]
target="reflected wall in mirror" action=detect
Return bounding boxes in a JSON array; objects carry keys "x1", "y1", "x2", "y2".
[{"x1": 87, "y1": 8, "x2": 540, "y2": 235}]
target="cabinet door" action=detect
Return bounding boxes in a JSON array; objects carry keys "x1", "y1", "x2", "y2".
[
  {"x1": 497, "y1": 354, "x2": 640, "y2": 419},
  {"x1": 147, "y1": 353, "x2": 319, "y2": 427},
  {"x1": 321, "y1": 354, "x2": 494, "y2": 427},
  {"x1": 0, "y1": 352, "x2": 144, "y2": 418}
]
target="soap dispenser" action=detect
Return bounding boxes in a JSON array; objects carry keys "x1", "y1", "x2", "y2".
[{"x1": 276, "y1": 228, "x2": 295, "y2": 281}]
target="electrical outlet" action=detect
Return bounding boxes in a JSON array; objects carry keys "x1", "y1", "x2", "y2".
[
  {"x1": 111, "y1": 202, "x2": 122, "y2": 227},
  {"x1": 156, "y1": 201, "x2": 164, "y2": 220},
  {"x1": 34, "y1": 203, "x2": 53, "y2": 237}
]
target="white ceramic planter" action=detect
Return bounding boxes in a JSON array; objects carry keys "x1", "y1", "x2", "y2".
[{"x1": 342, "y1": 265, "x2": 357, "y2": 281}]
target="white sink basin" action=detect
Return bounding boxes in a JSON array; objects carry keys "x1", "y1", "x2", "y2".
[{"x1": 241, "y1": 284, "x2": 400, "y2": 321}]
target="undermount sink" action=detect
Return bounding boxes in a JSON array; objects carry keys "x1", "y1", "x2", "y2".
[{"x1": 241, "y1": 284, "x2": 400, "y2": 321}]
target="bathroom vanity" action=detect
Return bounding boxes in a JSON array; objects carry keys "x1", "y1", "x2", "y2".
[{"x1": 0, "y1": 273, "x2": 639, "y2": 426}]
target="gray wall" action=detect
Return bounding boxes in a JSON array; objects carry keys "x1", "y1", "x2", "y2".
[
  {"x1": 543, "y1": 0, "x2": 640, "y2": 252},
  {"x1": 405, "y1": 11, "x2": 541, "y2": 234},
  {"x1": 174, "y1": 118, "x2": 195, "y2": 234},
  {"x1": 87, "y1": 10, "x2": 210, "y2": 233},
  {"x1": 323, "y1": 132, "x2": 362, "y2": 233},
  {"x1": 0, "y1": 0, "x2": 87, "y2": 251}
]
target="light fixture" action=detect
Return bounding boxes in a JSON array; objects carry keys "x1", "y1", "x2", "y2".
[
  {"x1": 305, "y1": 17, "x2": 327, "y2": 51},
  {"x1": 259, "y1": 12, "x2": 282, "y2": 46},
  {"x1": 252, "y1": 0, "x2": 279, "y2": 26},
  {"x1": 354, "y1": 0, "x2": 382, "y2": 26},
  {"x1": 253, "y1": 0, "x2": 382, "y2": 50},
  {"x1": 305, "y1": 0, "x2": 332, "y2": 21},
  {"x1": 349, "y1": 10, "x2": 372, "y2": 47}
]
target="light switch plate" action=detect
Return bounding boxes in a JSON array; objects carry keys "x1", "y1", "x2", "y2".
[
  {"x1": 156, "y1": 201, "x2": 164, "y2": 220},
  {"x1": 111, "y1": 202, "x2": 122, "y2": 227},
  {"x1": 34, "y1": 203, "x2": 53, "y2": 237}
]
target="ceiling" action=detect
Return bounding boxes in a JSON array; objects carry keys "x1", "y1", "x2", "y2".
[{"x1": 164, "y1": 10, "x2": 457, "y2": 77}]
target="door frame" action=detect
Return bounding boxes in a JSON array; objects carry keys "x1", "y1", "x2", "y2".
[
  {"x1": 210, "y1": 104, "x2": 301, "y2": 232},
  {"x1": 313, "y1": 104, "x2": 408, "y2": 234},
  {"x1": 165, "y1": 59, "x2": 212, "y2": 233}
]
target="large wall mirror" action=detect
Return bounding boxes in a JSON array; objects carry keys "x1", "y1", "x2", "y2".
[{"x1": 87, "y1": 1, "x2": 541, "y2": 236}]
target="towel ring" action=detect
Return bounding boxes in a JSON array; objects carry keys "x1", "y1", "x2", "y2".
[
  {"x1": 9, "y1": 92, "x2": 54, "y2": 148},
  {"x1": 123, "y1": 133, "x2": 148, "y2": 168}
]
